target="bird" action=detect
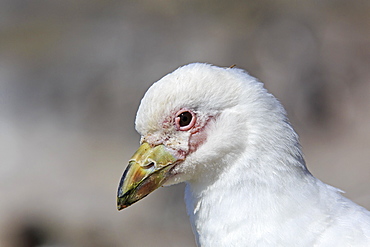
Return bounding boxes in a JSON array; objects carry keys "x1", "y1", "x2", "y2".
[{"x1": 117, "y1": 63, "x2": 370, "y2": 247}]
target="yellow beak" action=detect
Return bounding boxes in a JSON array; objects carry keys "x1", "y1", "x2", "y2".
[{"x1": 117, "y1": 142, "x2": 180, "y2": 210}]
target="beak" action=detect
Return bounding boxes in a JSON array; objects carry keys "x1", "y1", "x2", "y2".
[{"x1": 117, "y1": 142, "x2": 180, "y2": 210}]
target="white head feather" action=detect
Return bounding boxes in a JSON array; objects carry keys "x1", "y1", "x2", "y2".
[{"x1": 136, "y1": 63, "x2": 305, "y2": 183}]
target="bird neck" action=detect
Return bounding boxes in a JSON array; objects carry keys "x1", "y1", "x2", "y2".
[{"x1": 185, "y1": 138, "x2": 315, "y2": 246}]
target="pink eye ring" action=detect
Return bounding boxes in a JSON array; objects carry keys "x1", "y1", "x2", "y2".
[{"x1": 175, "y1": 109, "x2": 196, "y2": 131}]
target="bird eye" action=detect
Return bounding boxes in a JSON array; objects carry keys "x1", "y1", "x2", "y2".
[
  {"x1": 175, "y1": 110, "x2": 196, "y2": 131},
  {"x1": 178, "y1": 112, "x2": 192, "y2": 126}
]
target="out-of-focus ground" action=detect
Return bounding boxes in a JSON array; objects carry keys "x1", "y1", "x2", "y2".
[{"x1": 0, "y1": 1, "x2": 369, "y2": 246}]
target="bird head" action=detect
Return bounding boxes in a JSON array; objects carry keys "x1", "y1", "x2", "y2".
[{"x1": 117, "y1": 63, "x2": 292, "y2": 210}]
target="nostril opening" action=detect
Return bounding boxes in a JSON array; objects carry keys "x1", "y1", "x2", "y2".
[{"x1": 142, "y1": 161, "x2": 155, "y2": 169}]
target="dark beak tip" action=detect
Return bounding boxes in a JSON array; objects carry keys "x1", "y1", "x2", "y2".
[
  {"x1": 117, "y1": 200, "x2": 127, "y2": 211},
  {"x1": 117, "y1": 195, "x2": 131, "y2": 211}
]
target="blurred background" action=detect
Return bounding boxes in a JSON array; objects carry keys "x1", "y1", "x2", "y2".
[{"x1": 1, "y1": 0, "x2": 369, "y2": 246}]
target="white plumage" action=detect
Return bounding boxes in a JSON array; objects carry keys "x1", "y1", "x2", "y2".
[{"x1": 118, "y1": 63, "x2": 370, "y2": 247}]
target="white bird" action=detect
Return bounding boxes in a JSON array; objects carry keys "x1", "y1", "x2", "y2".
[{"x1": 117, "y1": 63, "x2": 370, "y2": 247}]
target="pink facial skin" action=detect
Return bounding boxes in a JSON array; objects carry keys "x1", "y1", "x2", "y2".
[
  {"x1": 144, "y1": 108, "x2": 211, "y2": 160},
  {"x1": 174, "y1": 109, "x2": 211, "y2": 155}
]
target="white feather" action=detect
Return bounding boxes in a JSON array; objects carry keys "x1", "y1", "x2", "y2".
[{"x1": 135, "y1": 63, "x2": 370, "y2": 247}]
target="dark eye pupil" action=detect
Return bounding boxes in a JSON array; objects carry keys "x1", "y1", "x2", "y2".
[{"x1": 178, "y1": 112, "x2": 192, "y2": 127}]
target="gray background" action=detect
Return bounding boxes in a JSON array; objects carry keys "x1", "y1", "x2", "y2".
[{"x1": 1, "y1": 1, "x2": 369, "y2": 246}]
